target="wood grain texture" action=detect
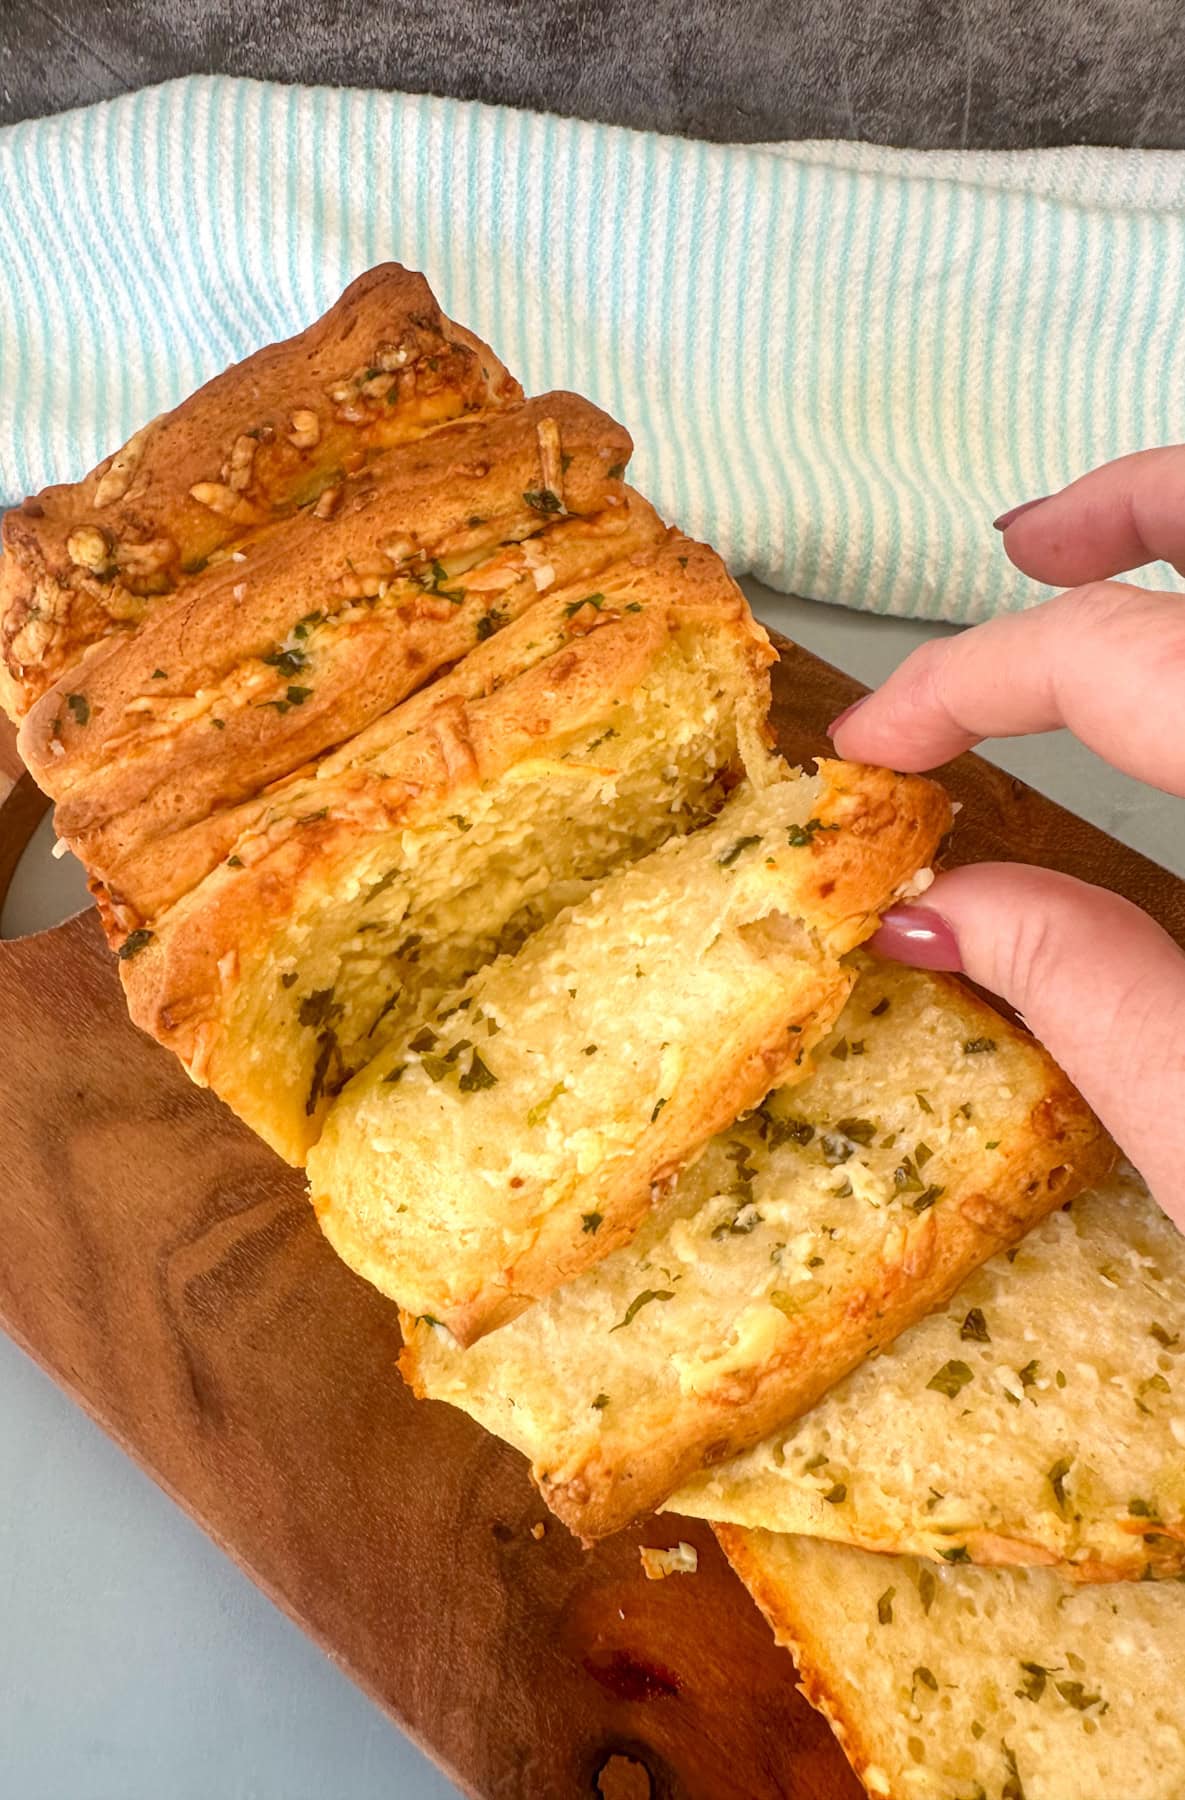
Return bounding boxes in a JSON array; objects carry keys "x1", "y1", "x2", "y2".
[{"x1": 0, "y1": 636, "x2": 1180, "y2": 1800}]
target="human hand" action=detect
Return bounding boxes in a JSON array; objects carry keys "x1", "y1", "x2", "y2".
[{"x1": 830, "y1": 447, "x2": 1185, "y2": 1225}]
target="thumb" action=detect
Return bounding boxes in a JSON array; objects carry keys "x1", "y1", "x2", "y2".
[{"x1": 869, "y1": 863, "x2": 1185, "y2": 1228}]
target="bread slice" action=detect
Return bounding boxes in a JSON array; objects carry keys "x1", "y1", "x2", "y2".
[
  {"x1": 672, "y1": 1165, "x2": 1185, "y2": 1580},
  {"x1": 118, "y1": 533, "x2": 778, "y2": 1163},
  {"x1": 21, "y1": 395, "x2": 636, "y2": 892},
  {"x1": 401, "y1": 958, "x2": 1109, "y2": 1531},
  {"x1": 0, "y1": 264, "x2": 519, "y2": 719},
  {"x1": 717, "y1": 1527, "x2": 1185, "y2": 1800},
  {"x1": 310, "y1": 768, "x2": 950, "y2": 1343}
]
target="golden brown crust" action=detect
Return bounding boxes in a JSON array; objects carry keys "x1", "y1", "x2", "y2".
[
  {"x1": 522, "y1": 991, "x2": 1111, "y2": 1538},
  {"x1": 117, "y1": 533, "x2": 777, "y2": 1159},
  {"x1": 420, "y1": 767, "x2": 952, "y2": 1344},
  {"x1": 22, "y1": 396, "x2": 635, "y2": 896},
  {"x1": 715, "y1": 1528, "x2": 1185, "y2": 1795},
  {"x1": 806, "y1": 760, "x2": 951, "y2": 950},
  {"x1": 711, "y1": 1526, "x2": 877, "y2": 1790},
  {"x1": 103, "y1": 526, "x2": 753, "y2": 932},
  {"x1": 722, "y1": 1517, "x2": 1185, "y2": 1588},
  {"x1": 368, "y1": 969, "x2": 857, "y2": 1348},
  {"x1": 1, "y1": 265, "x2": 522, "y2": 721}
]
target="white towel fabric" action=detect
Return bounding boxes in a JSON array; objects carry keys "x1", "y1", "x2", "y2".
[{"x1": 2, "y1": 75, "x2": 1185, "y2": 622}]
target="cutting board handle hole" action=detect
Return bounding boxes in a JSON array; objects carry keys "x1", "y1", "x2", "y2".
[
  {"x1": 0, "y1": 773, "x2": 92, "y2": 939},
  {"x1": 595, "y1": 1750, "x2": 655, "y2": 1799}
]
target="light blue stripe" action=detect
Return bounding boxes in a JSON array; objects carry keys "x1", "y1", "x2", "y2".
[
  {"x1": 515, "y1": 109, "x2": 536, "y2": 397},
  {"x1": 3, "y1": 130, "x2": 32, "y2": 486},
  {"x1": 976, "y1": 188, "x2": 1018, "y2": 620},
  {"x1": 1015, "y1": 195, "x2": 1058, "y2": 604},
  {"x1": 729, "y1": 151, "x2": 766, "y2": 571},
  {"x1": 1134, "y1": 213, "x2": 1169, "y2": 453},
  {"x1": 1154, "y1": 219, "x2": 1185, "y2": 453},
  {"x1": 704, "y1": 152, "x2": 745, "y2": 566},
  {"x1": 890, "y1": 177, "x2": 933, "y2": 616},
  {"x1": 802, "y1": 164, "x2": 864, "y2": 602},
  {"x1": 4, "y1": 125, "x2": 43, "y2": 495},
  {"x1": 201, "y1": 84, "x2": 246, "y2": 359},
  {"x1": 84, "y1": 104, "x2": 126, "y2": 451},
  {"x1": 587, "y1": 123, "x2": 608, "y2": 419},
  {"x1": 854, "y1": 171, "x2": 907, "y2": 609},
  {"x1": 473, "y1": 99, "x2": 487, "y2": 338},
  {"x1": 924, "y1": 176, "x2": 963, "y2": 620},
  {"x1": 310, "y1": 86, "x2": 325, "y2": 294},
  {"x1": 362, "y1": 87, "x2": 376, "y2": 276},
  {"x1": 47, "y1": 115, "x2": 85, "y2": 473},
  {"x1": 412, "y1": 99, "x2": 428, "y2": 277},
  {"x1": 677, "y1": 140, "x2": 711, "y2": 538},
  {"x1": 232, "y1": 85, "x2": 268, "y2": 343},
  {"x1": 771, "y1": 163, "x2": 823, "y2": 599},
  {"x1": 441, "y1": 100, "x2": 459, "y2": 322},
  {"x1": 337, "y1": 87, "x2": 352, "y2": 289}
]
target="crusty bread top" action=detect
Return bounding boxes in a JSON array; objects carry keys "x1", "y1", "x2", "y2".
[
  {"x1": 403, "y1": 958, "x2": 1110, "y2": 1535},
  {"x1": 21, "y1": 393, "x2": 634, "y2": 889},
  {"x1": 117, "y1": 532, "x2": 780, "y2": 1163},
  {"x1": 719, "y1": 1527, "x2": 1185, "y2": 1800},
  {"x1": 0, "y1": 264, "x2": 521, "y2": 719},
  {"x1": 674, "y1": 1164, "x2": 1185, "y2": 1580},
  {"x1": 40, "y1": 487, "x2": 655, "y2": 907},
  {"x1": 101, "y1": 527, "x2": 767, "y2": 931}
]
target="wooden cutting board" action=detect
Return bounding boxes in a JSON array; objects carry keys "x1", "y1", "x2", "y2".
[{"x1": 1, "y1": 635, "x2": 1182, "y2": 1800}]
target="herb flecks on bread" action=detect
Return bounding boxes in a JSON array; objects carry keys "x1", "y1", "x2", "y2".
[
  {"x1": 0, "y1": 264, "x2": 521, "y2": 719},
  {"x1": 718, "y1": 1527, "x2": 1185, "y2": 1800},
  {"x1": 119, "y1": 535, "x2": 779, "y2": 1163},
  {"x1": 400, "y1": 955, "x2": 1105, "y2": 1529},
  {"x1": 310, "y1": 770, "x2": 950, "y2": 1343},
  {"x1": 675, "y1": 1164, "x2": 1184, "y2": 1580}
]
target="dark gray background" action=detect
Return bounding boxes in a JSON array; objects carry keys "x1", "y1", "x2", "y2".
[{"x1": 3, "y1": 0, "x2": 1185, "y2": 146}]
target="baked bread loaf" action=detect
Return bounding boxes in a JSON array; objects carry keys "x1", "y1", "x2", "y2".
[
  {"x1": 21, "y1": 396, "x2": 636, "y2": 895},
  {"x1": 0, "y1": 264, "x2": 519, "y2": 719},
  {"x1": 310, "y1": 769, "x2": 951, "y2": 1343},
  {"x1": 673, "y1": 1164, "x2": 1185, "y2": 1580},
  {"x1": 402, "y1": 957, "x2": 1109, "y2": 1531},
  {"x1": 718, "y1": 1526, "x2": 1185, "y2": 1800},
  {"x1": 118, "y1": 533, "x2": 779, "y2": 1163}
]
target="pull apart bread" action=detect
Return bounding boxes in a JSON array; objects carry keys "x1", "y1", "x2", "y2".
[
  {"x1": 21, "y1": 396, "x2": 640, "y2": 900},
  {"x1": 674, "y1": 1164, "x2": 1185, "y2": 1582},
  {"x1": 118, "y1": 535, "x2": 782, "y2": 1164},
  {"x1": 401, "y1": 957, "x2": 1108, "y2": 1529},
  {"x1": 0, "y1": 264, "x2": 520, "y2": 720},
  {"x1": 717, "y1": 1527, "x2": 1185, "y2": 1800},
  {"x1": 6, "y1": 263, "x2": 1150, "y2": 1798},
  {"x1": 308, "y1": 771, "x2": 951, "y2": 1343}
]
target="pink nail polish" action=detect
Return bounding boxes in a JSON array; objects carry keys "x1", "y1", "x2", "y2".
[
  {"x1": 868, "y1": 905, "x2": 963, "y2": 972},
  {"x1": 827, "y1": 695, "x2": 869, "y2": 738},
  {"x1": 992, "y1": 496, "x2": 1049, "y2": 531}
]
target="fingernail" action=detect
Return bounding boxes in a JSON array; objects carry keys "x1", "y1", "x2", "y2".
[
  {"x1": 827, "y1": 695, "x2": 869, "y2": 738},
  {"x1": 868, "y1": 905, "x2": 963, "y2": 972},
  {"x1": 992, "y1": 496, "x2": 1049, "y2": 532}
]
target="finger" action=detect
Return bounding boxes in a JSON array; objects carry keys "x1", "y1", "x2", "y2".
[
  {"x1": 998, "y1": 445, "x2": 1185, "y2": 586},
  {"x1": 869, "y1": 863, "x2": 1185, "y2": 1227},
  {"x1": 829, "y1": 582, "x2": 1185, "y2": 796}
]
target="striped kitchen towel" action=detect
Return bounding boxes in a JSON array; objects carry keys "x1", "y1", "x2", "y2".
[{"x1": 2, "y1": 75, "x2": 1185, "y2": 623}]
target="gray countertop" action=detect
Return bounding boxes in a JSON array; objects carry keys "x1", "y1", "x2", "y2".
[{"x1": 1, "y1": 586, "x2": 1180, "y2": 1800}]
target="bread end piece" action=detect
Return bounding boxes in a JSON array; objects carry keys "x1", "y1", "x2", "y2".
[{"x1": 0, "y1": 264, "x2": 520, "y2": 721}]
